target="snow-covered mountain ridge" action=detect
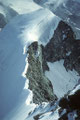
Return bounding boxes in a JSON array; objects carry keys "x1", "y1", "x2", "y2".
[
  {"x1": 34, "y1": 0, "x2": 80, "y2": 39},
  {"x1": 0, "y1": 0, "x2": 80, "y2": 120},
  {"x1": 0, "y1": 6, "x2": 60, "y2": 119}
]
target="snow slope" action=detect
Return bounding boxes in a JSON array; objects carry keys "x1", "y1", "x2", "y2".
[
  {"x1": 0, "y1": 1, "x2": 80, "y2": 120},
  {"x1": 0, "y1": 6, "x2": 60, "y2": 119},
  {"x1": 0, "y1": 2, "x2": 18, "y2": 22},
  {"x1": 45, "y1": 60, "x2": 79, "y2": 98},
  {"x1": 0, "y1": 0, "x2": 41, "y2": 14},
  {"x1": 0, "y1": 0, "x2": 42, "y2": 29},
  {"x1": 25, "y1": 102, "x2": 59, "y2": 120},
  {"x1": 34, "y1": 0, "x2": 80, "y2": 39}
]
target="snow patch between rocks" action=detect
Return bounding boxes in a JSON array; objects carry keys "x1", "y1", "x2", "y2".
[{"x1": 45, "y1": 60, "x2": 80, "y2": 98}]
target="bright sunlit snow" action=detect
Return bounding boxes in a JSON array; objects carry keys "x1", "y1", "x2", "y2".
[
  {"x1": 0, "y1": 0, "x2": 79, "y2": 120},
  {"x1": 0, "y1": 2, "x2": 60, "y2": 119}
]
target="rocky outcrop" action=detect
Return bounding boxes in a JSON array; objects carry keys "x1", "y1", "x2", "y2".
[
  {"x1": 0, "y1": 13, "x2": 6, "y2": 29},
  {"x1": 26, "y1": 42, "x2": 56, "y2": 104},
  {"x1": 58, "y1": 87, "x2": 80, "y2": 120},
  {"x1": 59, "y1": 90, "x2": 80, "y2": 110},
  {"x1": 27, "y1": 85, "x2": 80, "y2": 120},
  {"x1": 64, "y1": 40, "x2": 80, "y2": 73},
  {"x1": 44, "y1": 21, "x2": 80, "y2": 75},
  {"x1": 44, "y1": 21, "x2": 76, "y2": 62},
  {"x1": 26, "y1": 20, "x2": 80, "y2": 104}
]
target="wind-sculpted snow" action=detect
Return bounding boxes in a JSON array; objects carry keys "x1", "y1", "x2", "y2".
[{"x1": 0, "y1": 7, "x2": 60, "y2": 119}]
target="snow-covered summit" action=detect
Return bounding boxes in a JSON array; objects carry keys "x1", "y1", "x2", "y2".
[
  {"x1": 0, "y1": 4, "x2": 60, "y2": 119},
  {"x1": 0, "y1": 0, "x2": 80, "y2": 120}
]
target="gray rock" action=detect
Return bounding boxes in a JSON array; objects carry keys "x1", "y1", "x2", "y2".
[{"x1": 26, "y1": 42, "x2": 56, "y2": 104}]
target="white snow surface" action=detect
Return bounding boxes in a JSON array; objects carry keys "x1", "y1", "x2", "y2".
[
  {"x1": 1, "y1": 0, "x2": 79, "y2": 120},
  {"x1": 39, "y1": 109, "x2": 59, "y2": 120},
  {"x1": 0, "y1": 0, "x2": 41, "y2": 14},
  {"x1": 45, "y1": 60, "x2": 80, "y2": 98},
  {"x1": 0, "y1": 2, "x2": 60, "y2": 119},
  {"x1": 25, "y1": 102, "x2": 59, "y2": 120}
]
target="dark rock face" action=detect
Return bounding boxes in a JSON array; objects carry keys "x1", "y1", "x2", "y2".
[
  {"x1": 26, "y1": 42, "x2": 56, "y2": 104},
  {"x1": 44, "y1": 21, "x2": 80, "y2": 75},
  {"x1": 44, "y1": 21, "x2": 76, "y2": 62},
  {"x1": 58, "y1": 89, "x2": 80, "y2": 120},
  {"x1": 26, "y1": 20, "x2": 80, "y2": 104},
  {"x1": 76, "y1": 111, "x2": 80, "y2": 120},
  {"x1": 68, "y1": 90, "x2": 80, "y2": 110},
  {"x1": 34, "y1": 114, "x2": 42, "y2": 120},
  {"x1": 64, "y1": 40, "x2": 80, "y2": 73},
  {"x1": 0, "y1": 13, "x2": 6, "y2": 28},
  {"x1": 59, "y1": 89, "x2": 80, "y2": 110}
]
